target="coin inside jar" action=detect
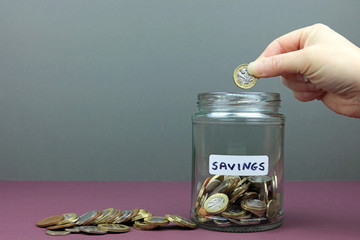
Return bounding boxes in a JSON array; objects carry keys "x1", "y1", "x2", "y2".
[
  {"x1": 204, "y1": 193, "x2": 229, "y2": 215},
  {"x1": 241, "y1": 199, "x2": 266, "y2": 217},
  {"x1": 247, "y1": 176, "x2": 272, "y2": 189}
]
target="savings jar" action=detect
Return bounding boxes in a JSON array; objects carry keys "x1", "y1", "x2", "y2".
[{"x1": 191, "y1": 92, "x2": 285, "y2": 232}]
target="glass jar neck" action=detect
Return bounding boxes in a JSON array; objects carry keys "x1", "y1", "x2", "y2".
[{"x1": 197, "y1": 92, "x2": 281, "y2": 113}]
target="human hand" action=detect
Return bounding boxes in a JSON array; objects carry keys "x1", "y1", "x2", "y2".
[{"x1": 247, "y1": 23, "x2": 360, "y2": 118}]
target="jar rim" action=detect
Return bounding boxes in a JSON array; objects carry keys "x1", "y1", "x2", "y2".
[{"x1": 197, "y1": 92, "x2": 280, "y2": 106}]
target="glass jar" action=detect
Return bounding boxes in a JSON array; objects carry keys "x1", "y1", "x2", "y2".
[{"x1": 191, "y1": 92, "x2": 285, "y2": 232}]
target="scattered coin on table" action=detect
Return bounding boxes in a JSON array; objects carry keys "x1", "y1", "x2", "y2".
[{"x1": 37, "y1": 208, "x2": 196, "y2": 236}]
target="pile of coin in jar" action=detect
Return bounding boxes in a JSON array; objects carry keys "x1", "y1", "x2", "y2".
[
  {"x1": 193, "y1": 174, "x2": 281, "y2": 228},
  {"x1": 36, "y1": 208, "x2": 196, "y2": 236}
]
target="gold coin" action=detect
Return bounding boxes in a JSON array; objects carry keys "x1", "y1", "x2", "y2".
[
  {"x1": 195, "y1": 184, "x2": 206, "y2": 210},
  {"x1": 241, "y1": 199, "x2": 266, "y2": 217},
  {"x1": 165, "y1": 214, "x2": 176, "y2": 222},
  {"x1": 98, "y1": 224, "x2": 130, "y2": 233},
  {"x1": 57, "y1": 213, "x2": 78, "y2": 225},
  {"x1": 204, "y1": 193, "x2": 229, "y2": 214},
  {"x1": 229, "y1": 182, "x2": 250, "y2": 203},
  {"x1": 94, "y1": 208, "x2": 116, "y2": 224},
  {"x1": 233, "y1": 64, "x2": 258, "y2": 89},
  {"x1": 133, "y1": 220, "x2": 158, "y2": 230},
  {"x1": 238, "y1": 191, "x2": 259, "y2": 202},
  {"x1": 221, "y1": 206, "x2": 247, "y2": 219},
  {"x1": 46, "y1": 230, "x2": 70, "y2": 236},
  {"x1": 172, "y1": 215, "x2": 197, "y2": 229},
  {"x1": 105, "y1": 209, "x2": 122, "y2": 223},
  {"x1": 266, "y1": 199, "x2": 280, "y2": 219},
  {"x1": 209, "y1": 178, "x2": 233, "y2": 197},
  {"x1": 47, "y1": 222, "x2": 76, "y2": 230},
  {"x1": 144, "y1": 216, "x2": 169, "y2": 226},
  {"x1": 37, "y1": 215, "x2": 64, "y2": 228}
]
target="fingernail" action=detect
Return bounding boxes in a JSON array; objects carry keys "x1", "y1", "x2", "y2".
[
  {"x1": 247, "y1": 61, "x2": 263, "y2": 77},
  {"x1": 247, "y1": 61, "x2": 256, "y2": 75}
]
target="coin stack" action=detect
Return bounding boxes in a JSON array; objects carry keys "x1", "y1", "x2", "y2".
[
  {"x1": 36, "y1": 208, "x2": 196, "y2": 236},
  {"x1": 193, "y1": 174, "x2": 281, "y2": 227}
]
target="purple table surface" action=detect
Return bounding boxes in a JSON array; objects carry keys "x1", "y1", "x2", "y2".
[{"x1": 1, "y1": 181, "x2": 359, "y2": 240}]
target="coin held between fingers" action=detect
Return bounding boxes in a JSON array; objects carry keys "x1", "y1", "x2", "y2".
[{"x1": 233, "y1": 64, "x2": 258, "y2": 89}]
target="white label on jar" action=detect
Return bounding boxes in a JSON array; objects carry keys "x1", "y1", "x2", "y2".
[{"x1": 209, "y1": 155, "x2": 269, "y2": 176}]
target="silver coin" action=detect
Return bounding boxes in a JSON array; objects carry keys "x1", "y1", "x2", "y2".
[
  {"x1": 113, "y1": 209, "x2": 133, "y2": 223},
  {"x1": 79, "y1": 226, "x2": 107, "y2": 234},
  {"x1": 206, "y1": 215, "x2": 228, "y2": 221},
  {"x1": 76, "y1": 210, "x2": 99, "y2": 225},
  {"x1": 205, "y1": 179, "x2": 221, "y2": 193},
  {"x1": 244, "y1": 199, "x2": 266, "y2": 209},
  {"x1": 228, "y1": 217, "x2": 263, "y2": 225},
  {"x1": 209, "y1": 178, "x2": 232, "y2": 197},
  {"x1": 65, "y1": 226, "x2": 81, "y2": 233},
  {"x1": 46, "y1": 230, "x2": 70, "y2": 236},
  {"x1": 207, "y1": 196, "x2": 225, "y2": 210},
  {"x1": 247, "y1": 176, "x2": 272, "y2": 188},
  {"x1": 214, "y1": 219, "x2": 231, "y2": 227},
  {"x1": 233, "y1": 64, "x2": 258, "y2": 89}
]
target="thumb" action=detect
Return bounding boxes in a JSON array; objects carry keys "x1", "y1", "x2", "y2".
[{"x1": 247, "y1": 51, "x2": 304, "y2": 78}]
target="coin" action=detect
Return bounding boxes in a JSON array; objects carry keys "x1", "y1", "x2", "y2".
[
  {"x1": 131, "y1": 209, "x2": 152, "y2": 222},
  {"x1": 224, "y1": 176, "x2": 240, "y2": 195},
  {"x1": 144, "y1": 216, "x2": 169, "y2": 226},
  {"x1": 214, "y1": 219, "x2": 231, "y2": 227},
  {"x1": 221, "y1": 206, "x2": 247, "y2": 219},
  {"x1": 46, "y1": 230, "x2": 70, "y2": 236},
  {"x1": 209, "y1": 178, "x2": 233, "y2": 197},
  {"x1": 57, "y1": 213, "x2": 78, "y2": 225},
  {"x1": 37, "y1": 215, "x2": 64, "y2": 227},
  {"x1": 93, "y1": 208, "x2": 116, "y2": 224},
  {"x1": 241, "y1": 199, "x2": 266, "y2": 217},
  {"x1": 98, "y1": 224, "x2": 130, "y2": 233},
  {"x1": 105, "y1": 209, "x2": 122, "y2": 223},
  {"x1": 128, "y1": 208, "x2": 140, "y2": 221},
  {"x1": 196, "y1": 183, "x2": 206, "y2": 208},
  {"x1": 197, "y1": 206, "x2": 208, "y2": 217},
  {"x1": 247, "y1": 176, "x2": 272, "y2": 188},
  {"x1": 266, "y1": 199, "x2": 280, "y2": 219},
  {"x1": 133, "y1": 220, "x2": 159, "y2": 230},
  {"x1": 229, "y1": 217, "x2": 262, "y2": 225},
  {"x1": 203, "y1": 177, "x2": 212, "y2": 188},
  {"x1": 65, "y1": 226, "x2": 81, "y2": 233},
  {"x1": 113, "y1": 209, "x2": 133, "y2": 224},
  {"x1": 76, "y1": 210, "x2": 101, "y2": 226},
  {"x1": 165, "y1": 214, "x2": 176, "y2": 222},
  {"x1": 259, "y1": 180, "x2": 269, "y2": 204},
  {"x1": 238, "y1": 191, "x2": 258, "y2": 202},
  {"x1": 229, "y1": 182, "x2": 250, "y2": 203},
  {"x1": 204, "y1": 193, "x2": 229, "y2": 214},
  {"x1": 233, "y1": 64, "x2": 258, "y2": 89},
  {"x1": 205, "y1": 179, "x2": 221, "y2": 193},
  {"x1": 47, "y1": 222, "x2": 76, "y2": 230},
  {"x1": 172, "y1": 215, "x2": 197, "y2": 229},
  {"x1": 79, "y1": 226, "x2": 107, "y2": 234}
]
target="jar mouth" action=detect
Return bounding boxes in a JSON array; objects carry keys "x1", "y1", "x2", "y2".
[{"x1": 197, "y1": 92, "x2": 280, "y2": 107}]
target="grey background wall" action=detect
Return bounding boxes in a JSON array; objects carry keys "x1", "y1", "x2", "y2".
[{"x1": 1, "y1": 0, "x2": 359, "y2": 181}]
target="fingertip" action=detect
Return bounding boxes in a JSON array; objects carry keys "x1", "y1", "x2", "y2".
[{"x1": 247, "y1": 61, "x2": 262, "y2": 77}]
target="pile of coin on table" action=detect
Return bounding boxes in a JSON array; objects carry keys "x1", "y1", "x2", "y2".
[
  {"x1": 193, "y1": 174, "x2": 281, "y2": 227},
  {"x1": 37, "y1": 208, "x2": 196, "y2": 236}
]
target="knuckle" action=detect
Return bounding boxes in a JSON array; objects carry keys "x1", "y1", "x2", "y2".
[{"x1": 269, "y1": 55, "x2": 282, "y2": 72}]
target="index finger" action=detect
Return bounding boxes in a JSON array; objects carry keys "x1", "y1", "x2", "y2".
[{"x1": 257, "y1": 26, "x2": 310, "y2": 59}]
